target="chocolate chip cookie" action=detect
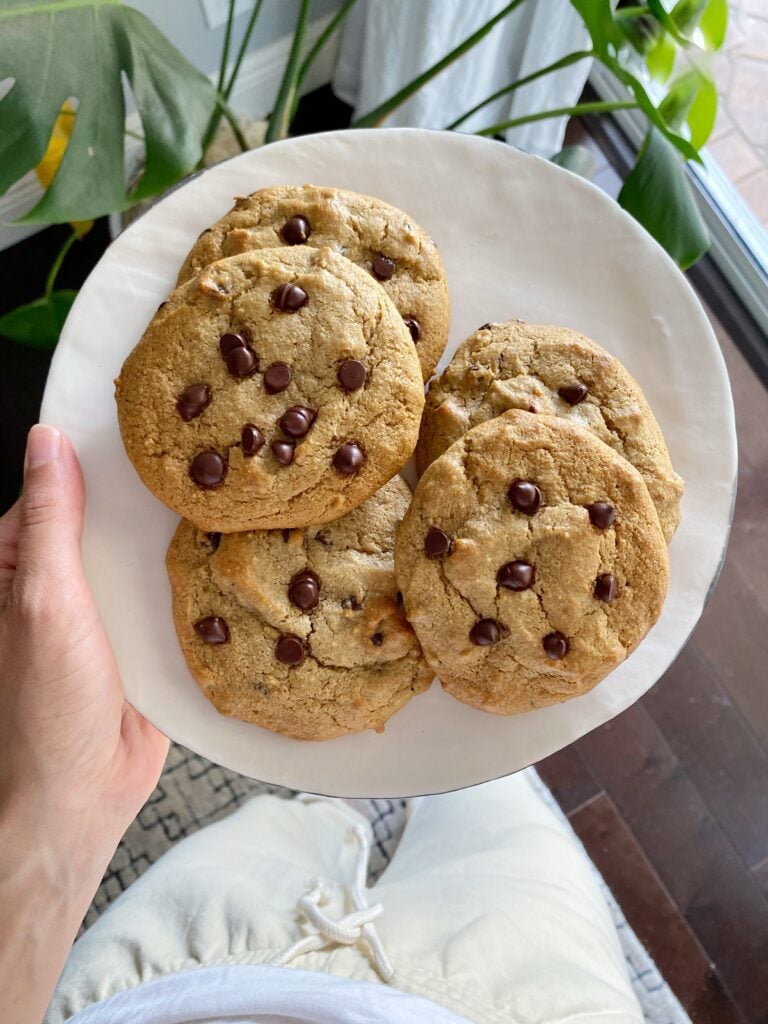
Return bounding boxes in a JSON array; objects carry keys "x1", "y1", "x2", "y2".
[
  {"x1": 416, "y1": 321, "x2": 683, "y2": 541},
  {"x1": 166, "y1": 476, "x2": 432, "y2": 740},
  {"x1": 396, "y1": 411, "x2": 669, "y2": 716},
  {"x1": 116, "y1": 246, "x2": 424, "y2": 532},
  {"x1": 176, "y1": 184, "x2": 450, "y2": 381}
]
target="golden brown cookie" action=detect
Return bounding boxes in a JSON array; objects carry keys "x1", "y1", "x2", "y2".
[
  {"x1": 177, "y1": 184, "x2": 450, "y2": 381},
  {"x1": 416, "y1": 321, "x2": 683, "y2": 541},
  {"x1": 116, "y1": 246, "x2": 424, "y2": 532},
  {"x1": 396, "y1": 411, "x2": 669, "y2": 716},
  {"x1": 166, "y1": 477, "x2": 432, "y2": 740}
]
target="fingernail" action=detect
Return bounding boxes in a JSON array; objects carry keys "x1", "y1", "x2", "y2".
[{"x1": 24, "y1": 424, "x2": 61, "y2": 472}]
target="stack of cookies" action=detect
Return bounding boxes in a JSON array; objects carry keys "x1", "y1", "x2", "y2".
[{"x1": 115, "y1": 185, "x2": 682, "y2": 742}]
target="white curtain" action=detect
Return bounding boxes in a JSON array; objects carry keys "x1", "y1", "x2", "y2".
[{"x1": 334, "y1": 0, "x2": 591, "y2": 157}]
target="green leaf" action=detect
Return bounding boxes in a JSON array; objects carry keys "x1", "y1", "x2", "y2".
[
  {"x1": 619, "y1": 12, "x2": 664, "y2": 56},
  {"x1": 0, "y1": 1, "x2": 216, "y2": 224},
  {"x1": 698, "y1": 0, "x2": 728, "y2": 49},
  {"x1": 659, "y1": 70, "x2": 717, "y2": 146},
  {"x1": 647, "y1": 0, "x2": 691, "y2": 46},
  {"x1": 618, "y1": 128, "x2": 709, "y2": 268},
  {"x1": 568, "y1": 0, "x2": 623, "y2": 56},
  {"x1": 685, "y1": 73, "x2": 717, "y2": 147},
  {"x1": 646, "y1": 32, "x2": 677, "y2": 83},
  {"x1": 659, "y1": 70, "x2": 700, "y2": 129},
  {"x1": 550, "y1": 144, "x2": 596, "y2": 180},
  {"x1": 569, "y1": 0, "x2": 699, "y2": 162},
  {"x1": 0, "y1": 290, "x2": 77, "y2": 349},
  {"x1": 671, "y1": 0, "x2": 709, "y2": 35}
]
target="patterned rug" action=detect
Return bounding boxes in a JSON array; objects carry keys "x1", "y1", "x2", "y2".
[{"x1": 85, "y1": 743, "x2": 690, "y2": 1024}]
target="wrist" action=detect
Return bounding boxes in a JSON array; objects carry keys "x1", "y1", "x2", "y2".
[{"x1": 0, "y1": 793, "x2": 117, "y2": 905}]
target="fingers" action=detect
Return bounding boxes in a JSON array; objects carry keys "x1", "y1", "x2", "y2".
[
  {"x1": 0, "y1": 500, "x2": 21, "y2": 611},
  {"x1": 12, "y1": 426, "x2": 86, "y2": 610}
]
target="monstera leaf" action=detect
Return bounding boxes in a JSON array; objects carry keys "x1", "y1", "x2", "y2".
[
  {"x1": 619, "y1": 127, "x2": 709, "y2": 269},
  {"x1": 0, "y1": 0, "x2": 217, "y2": 224}
]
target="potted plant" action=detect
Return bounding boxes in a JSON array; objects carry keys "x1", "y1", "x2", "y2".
[{"x1": 0, "y1": 0, "x2": 726, "y2": 349}]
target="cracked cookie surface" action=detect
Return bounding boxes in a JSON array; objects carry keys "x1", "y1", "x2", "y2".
[
  {"x1": 166, "y1": 477, "x2": 432, "y2": 740},
  {"x1": 416, "y1": 320, "x2": 683, "y2": 541},
  {"x1": 176, "y1": 184, "x2": 450, "y2": 381},
  {"x1": 116, "y1": 246, "x2": 424, "y2": 532},
  {"x1": 396, "y1": 411, "x2": 669, "y2": 716}
]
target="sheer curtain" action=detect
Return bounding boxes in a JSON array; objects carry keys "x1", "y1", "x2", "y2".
[{"x1": 334, "y1": 0, "x2": 591, "y2": 157}]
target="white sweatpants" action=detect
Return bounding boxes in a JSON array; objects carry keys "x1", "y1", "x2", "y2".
[{"x1": 47, "y1": 770, "x2": 642, "y2": 1024}]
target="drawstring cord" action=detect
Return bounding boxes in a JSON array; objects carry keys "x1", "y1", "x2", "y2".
[{"x1": 269, "y1": 823, "x2": 395, "y2": 983}]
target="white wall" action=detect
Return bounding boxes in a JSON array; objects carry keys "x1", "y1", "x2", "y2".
[{"x1": 130, "y1": 0, "x2": 343, "y2": 83}]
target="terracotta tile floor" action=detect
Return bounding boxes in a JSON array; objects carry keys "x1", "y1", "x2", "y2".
[{"x1": 708, "y1": 1, "x2": 768, "y2": 232}]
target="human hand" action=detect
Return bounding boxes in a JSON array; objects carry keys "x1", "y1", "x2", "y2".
[{"x1": 0, "y1": 424, "x2": 169, "y2": 866}]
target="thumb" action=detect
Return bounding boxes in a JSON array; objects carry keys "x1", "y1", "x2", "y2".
[{"x1": 14, "y1": 425, "x2": 85, "y2": 600}]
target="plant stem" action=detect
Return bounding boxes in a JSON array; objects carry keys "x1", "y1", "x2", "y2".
[
  {"x1": 475, "y1": 99, "x2": 638, "y2": 136},
  {"x1": 447, "y1": 49, "x2": 593, "y2": 130},
  {"x1": 201, "y1": 0, "x2": 263, "y2": 156},
  {"x1": 217, "y1": 0, "x2": 236, "y2": 100},
  {"x1": 265, "y1": 0, "x2": 312, "y2": 143},
  {"x1": 224, "y1": 0, "x2": 264, "y2": 101},
  {"x1": 44, "y1": 230, "x2": 77, "y2": 301},
  {"x1": 351, "y1": 0, "x2": 528, "y2": 128},
  {"x1": 289, "y1": 0, "x2": 357, "y2": 119},
  {"x1": 215, "y1": 93, "x2": 250, "y2": 152}
]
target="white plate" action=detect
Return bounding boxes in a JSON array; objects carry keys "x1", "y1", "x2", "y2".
[{"x1": 42, "y1": 129, "x2": 736, "y2": 797}]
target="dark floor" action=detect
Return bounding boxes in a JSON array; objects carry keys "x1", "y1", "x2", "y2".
[
  {"x1": 541, "y1": 313, "x2": 768, "y2": 1024},
  {"x1": 2, "y1": 107, "x2": 767, "y2": 1024}
]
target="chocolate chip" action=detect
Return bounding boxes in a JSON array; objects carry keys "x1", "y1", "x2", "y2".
[
  {"x1": 264, "y1": 362, "x2": 292, "y2": 394},
  {"x1": 497, "y1": 560, "x2": 535, "y2": 591},
  {"x1": 225, "y1": 344, "x2": 258, "y2": 378},
  {"x1": 271, "y1": 440, "x2": 295, "y2": 465},
  {"x1": 219, "y1": 332, "x2": 247, "y2": 357},
  {"x1": 241, "y1": 423, "x2": 264, "y2": 455},
  {"x1": 190, "y1": 451, "x2": 226, "y2": 489},
  {"x1": 424, "y1": 527, "x2": 453, "y2": 558},
  {"x1": 157, "y1": 301, "x2": 169, "y2": 312},
  {"x1": 559, "y1": 383, "x2": 588, "y2": 405},
  {"x1": 206, "y1": 532, "x2": 221, "y2": 551},
  {"x1": 372, "y1": 253, "x2": 395, "y2": 280},
  {"x1": 337, "y1": 359, "x2": 367, "y2": 390},
  {"x1": 341, "y1": 595, "x2": 362, "y2": 611},
  {"x1": 289, "y1": 568, "x2": 320, "y2": 610},
  {"x1": 594, "y1": 573, "x2": 618, "y2": 603},
  {"x1": 281, "y1": 215, "x2": 311, "y2": 245},
  {"x1": 271, "y1": 283, "x2": 308, "y2": 312},
  {"x1": 194, "y1": 616, "x2": 229, "y2": 644},
  {"x1": 279, "y1": 405, "x2": 316, "y2": 438},
  {"x1": 276, "y1": 633, "x2": 307, "y2": 665},
  {"x1": 543, "y1": 632, "x2": 569, "y2": 659},
  {"x1": 478, "y1": 322, "x2": 492, "y2": 331},
  {"x1": 470, "y1": 618, "x2": 502, "y2": 646},
  {"x1": 176, "y1": 383, "x2": 210, "y2": 421},
  {"x1": 371, "y1": 632, "x2": 384, "y2": 646},
  {"x1": 333, "y1": 442, "x2": 365, "y2": 475},
  {"x1": 508, "y1": 479, "x2": 542, "y2": 515},
  {"x1": 588, "y1": 502, "x2": 616, "y2": 529},
  {"x1": 403, "y1": 316, "x2": 421, "y2": 342}
]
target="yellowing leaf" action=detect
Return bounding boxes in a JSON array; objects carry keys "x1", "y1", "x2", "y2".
[{"x1": 35, "y1": 103, "x2": 93, "y2": 237}]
